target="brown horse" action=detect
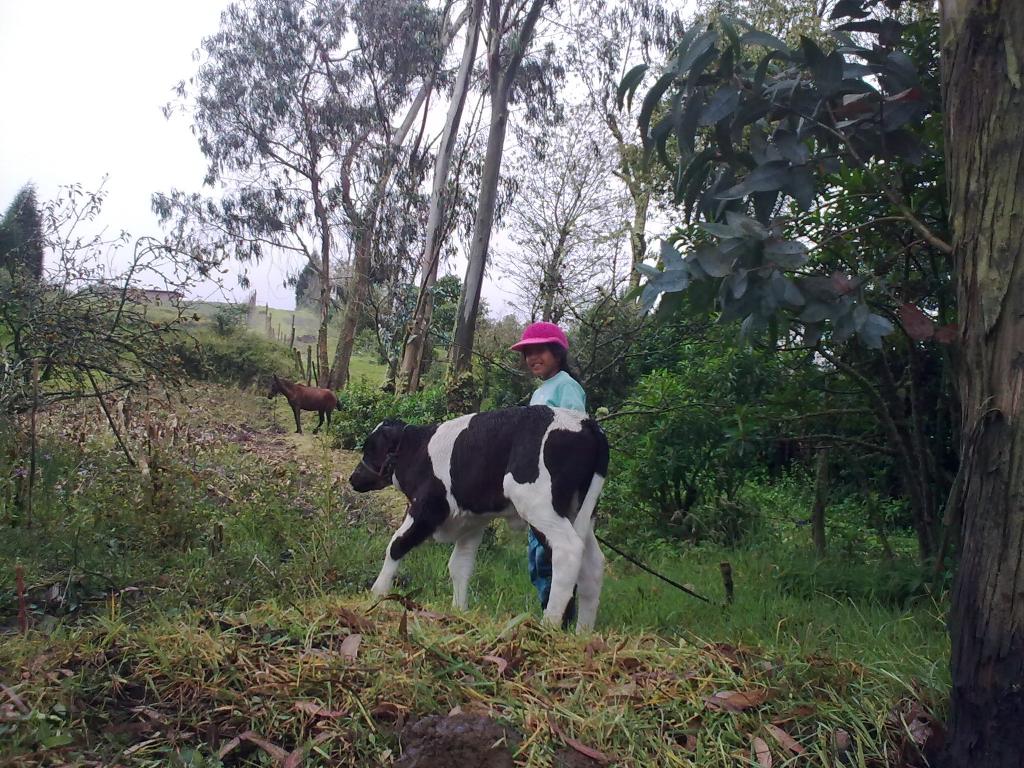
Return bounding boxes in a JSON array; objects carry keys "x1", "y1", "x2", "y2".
[{"x1": 268, "y1": 374, "x2": 340, "y2": 435}]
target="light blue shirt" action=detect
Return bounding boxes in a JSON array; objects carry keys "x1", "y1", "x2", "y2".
[{"x1": 529, "y1": 370, "x2": 586, "y2": 412}]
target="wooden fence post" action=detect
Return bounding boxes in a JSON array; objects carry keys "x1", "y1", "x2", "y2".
[{"x1": 719, "y1": 561, "x2": 734, "y2": 604}]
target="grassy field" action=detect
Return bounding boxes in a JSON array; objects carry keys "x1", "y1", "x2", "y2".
[{"x1": 0, "y1": 385, "x2": 948, "y2": 766}]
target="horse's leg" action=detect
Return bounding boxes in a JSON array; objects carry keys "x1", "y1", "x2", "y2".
[
  {"x1": 313, "y1": 411, "x2": 325, "y2": 435},
  {"x1": 292, "y1": 404, "x2": 302, "y2": 434}
]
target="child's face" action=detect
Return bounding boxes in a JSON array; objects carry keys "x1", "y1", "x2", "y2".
[{"x1": 522, "y1": 344, "x2": 560, "y2": 380}]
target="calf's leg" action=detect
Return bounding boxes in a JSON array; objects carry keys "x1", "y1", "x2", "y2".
[
  {"x1": 371, "y1": 499, "x2": 446, "y2": 598},
  {"x1": 505, "y1": 477, "x2": 583, "y2": 626},
  {"x1": 574, "y1": 528, "x2": 605, "y2": 632},
  {"x1": 448, "y1": 525, "x2": 486, "y2": 610}
]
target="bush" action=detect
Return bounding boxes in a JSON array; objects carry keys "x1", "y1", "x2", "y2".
[
  {"x1": 771, "y1": 555, "x2": 932, "y2": 607},
  {"x1": 331, "y1": 381, "x2": 452, "y2": 448},
  {"x1": 172, "y1": 328, "x2": 298, "y2": 388}
]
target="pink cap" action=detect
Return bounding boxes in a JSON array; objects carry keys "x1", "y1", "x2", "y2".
[{"x1": 510, "y1": 321, "x2": 569, "y2": 352}]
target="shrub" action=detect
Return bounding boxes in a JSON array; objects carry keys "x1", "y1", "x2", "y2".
[
  {"x1": 331, "y1": 381, "x2": 452, "y2": 448},
  {"x1": 771, "y1": 554, "x2": 932, "y2": 607},
  {"x1": 172, "y1": 328, "x2": 298, "y2": 388}
]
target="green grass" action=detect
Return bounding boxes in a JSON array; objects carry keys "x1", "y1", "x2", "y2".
[{"x1": 0, "y1": 384, "x2": 949, "y2": 766}]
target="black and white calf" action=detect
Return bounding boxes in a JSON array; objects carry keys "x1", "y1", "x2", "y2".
[{"x1": 348, "y1": 406, "x2": 609, "y2": 631}]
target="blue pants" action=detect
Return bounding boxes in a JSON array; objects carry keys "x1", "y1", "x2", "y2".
[{"x1": 528, "y1": 528, "x2": 576, "y2": 628}]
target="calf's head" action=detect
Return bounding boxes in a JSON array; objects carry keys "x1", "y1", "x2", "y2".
[{"x1": 349, "y1": 419, "x2": 406, "y2": 492}]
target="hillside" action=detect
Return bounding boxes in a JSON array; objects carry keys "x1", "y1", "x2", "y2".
[{"x1": 0, "y1": 385, "x2": 947, "y2": 766}]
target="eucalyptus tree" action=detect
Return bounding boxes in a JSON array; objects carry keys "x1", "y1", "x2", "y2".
[
  {"x1": 566, "y1": 0, "x2": 684, "y2": 289},
  {"x1": 398, "y1": 0, "x2": 485, "y2": 393},
  {"x1": 155, "y1": 0, "x2": 361, "y2": 384},
  {"x1": 629, "y1": 1, "x2": 1023, "y2": 762},
  {"x1": 448, "y1": 0, "x2": 555, "y2": 378},
  {"x1": 327, "y1": 0, "x2": 472, "y2": 388},
  {"x1": 155, "y1": 0, "x2": 449, "y2": 387}
]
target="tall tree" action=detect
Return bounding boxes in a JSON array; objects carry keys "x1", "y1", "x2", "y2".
[
  {"x1": 1, "y1": 185, "x2": 45, "y2": 281},
  {"x1": 155, "y1": 0, "x2": 362, "y2": 385},
  {"x1": 567, "y1": 0, "x2": 682, "y2": 289},
  {"x1": 940, "y1": 0, "x2": 1023, "y2": 764},
  {"x1": 398, "y1": 0, "x2": 485, "y2": 392},
  {"x1": 498, "y1": 115, "x2": 628, "y2": 321},
  {"x1": 328, "y1": 0, "x2": 469, "y2": 388},
  {"x1": 448, "y1": 0, "x2": 551, "y2": 377}
]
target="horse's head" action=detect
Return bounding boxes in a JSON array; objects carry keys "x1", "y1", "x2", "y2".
[
  {"x1": 350, "y1": 419, "x2": 407, "y2": 492},
  {"x1": 267, "y1": 375, "x2": 281, "y2": 399}
]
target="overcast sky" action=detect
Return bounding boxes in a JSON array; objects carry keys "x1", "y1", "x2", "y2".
[{"x1": 0, "y1": 0, "x2": 511, "y2": 313}]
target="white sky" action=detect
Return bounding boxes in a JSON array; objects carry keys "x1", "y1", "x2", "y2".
[{"x1": 0, "y1": 0, "x2": 512, "y2": 313}]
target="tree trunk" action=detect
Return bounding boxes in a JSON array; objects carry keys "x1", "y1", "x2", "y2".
[
  {"x1": 399, "y1": 0, "x2": 484, "y2": 393},
  {"x1": 449, "y1": 0, "x2": 547, "y2": 377},
  {"x1": 810, "y1": 447, "x2": 828, "y2": 558},
  {"x1": 942, "y1": 1, "x2": 1024, "y2": 765},
  {"x1": 628, "y1": 189, "x2": 649, "y2": 290},
  {"x1": 329, "y1": 8, "x2": 470, "y2": 390},
  {"x1": 310, "y1": 173, "x2": 332, "y2": 387},
  {"x1": 449, "y1": 81, "x2": 509, "y2": 374}
]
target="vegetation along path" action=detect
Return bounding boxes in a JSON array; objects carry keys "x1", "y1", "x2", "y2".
[{"x1": 1, "y1": 385, "x2": 948, "y2": 766}]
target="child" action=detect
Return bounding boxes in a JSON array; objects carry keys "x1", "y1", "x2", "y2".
[{"x1": 510, "y1": 321, "x2": 586, "y2": 626}]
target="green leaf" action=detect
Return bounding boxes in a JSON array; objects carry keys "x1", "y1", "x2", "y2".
[
  {"x1": 764, "y1": 238, "x2": 809, "y2": 268},
  {"x1": 675, "y1": 30, "x2": 720, "y2": 77},
  {"x1": 859, "y1": 312, "x2": 894, "y2": 348},
  {"x1": 699, "y1": 86, "x2": 741, "y2": 126},
  {"x1": 695, "y1": 242, "x2": 737, "y2": 277},
  {"x1": 725, "y1": 211, "x2": 769, "y2": 239},
  {"x1": 716, "y1": 160, "x2": 792, "y2": 199},
  {"x1": 635, "y1": 262, "x2": 660, "y2": 278},
  {"x1": 699, "y1": 221, "x2": 740, "y2": 238},
  {"x1": 617, "y1": 64, "x2": 649, "y2": 110},
  {"x1": 772, "y1": 130, "x2": 810, "y2": 164},
  {"x1": 741, "y1": 31, "x2": 789, "y2": 52},
  {"x1": 800, "y1": 301, "x2": 832, "y2": 322},
  {"x1": 784, "y1": 165, "x2": 816, "y2": 211},
  {"x1": 660, "y1": 239, "x2": 685, "y2": 270},
  {"x1": 639, "y1": 71, "x2": 676, "y2": 145}
]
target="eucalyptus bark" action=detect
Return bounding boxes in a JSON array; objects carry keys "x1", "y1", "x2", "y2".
[
  {"x1": 449, "y1": 0, "x2": 548, "y2": 377},
  {"x1": 941, "y1": 1, "x2": 1024, "y2": 765},
  {"x1": 399, "y1": 0, "x2": 484, "y2": 393}
]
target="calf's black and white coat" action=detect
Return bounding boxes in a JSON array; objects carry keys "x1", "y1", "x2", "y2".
[{"x1": 349, "y1": 406, "x2": 609, "y2": 631}]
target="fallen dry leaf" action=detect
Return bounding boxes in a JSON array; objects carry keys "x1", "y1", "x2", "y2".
[
  {"x1": 335, "y1": 607, "x2": 373, "y2": 632},
  {"x1": 482, "y1": 654, "x2": 509, "y2": 675},
  {"x1": 705, "y1": 689, "x2": 768, "y2": 712},
  {"x1": 607, "y1": 680, "x2": 638, "y2": 699},
  {"x1": 548, "y1": 716, "x2": 612, "y2": 765},
  {"x1": 339, "y1": 633, "x2": 361, "y2": 660},
  {"x1": 293, "y1": 700, "x2": 347, "y2": 719},
  {"x1": 283, "y1": 731, "x2": 334, "y2": 768},
  {"x1": 764, "y1": 724, "x2": 805, "y2": 755},
  {"x1": 751, "y1": 735, "x2": 772, "y2": 767},
  {"x1": 833, "y1": 728, "x2": 853, "y2": 753},
  {"x1": 218, "y1": 731, "x2": 289, "y2": 762}
]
